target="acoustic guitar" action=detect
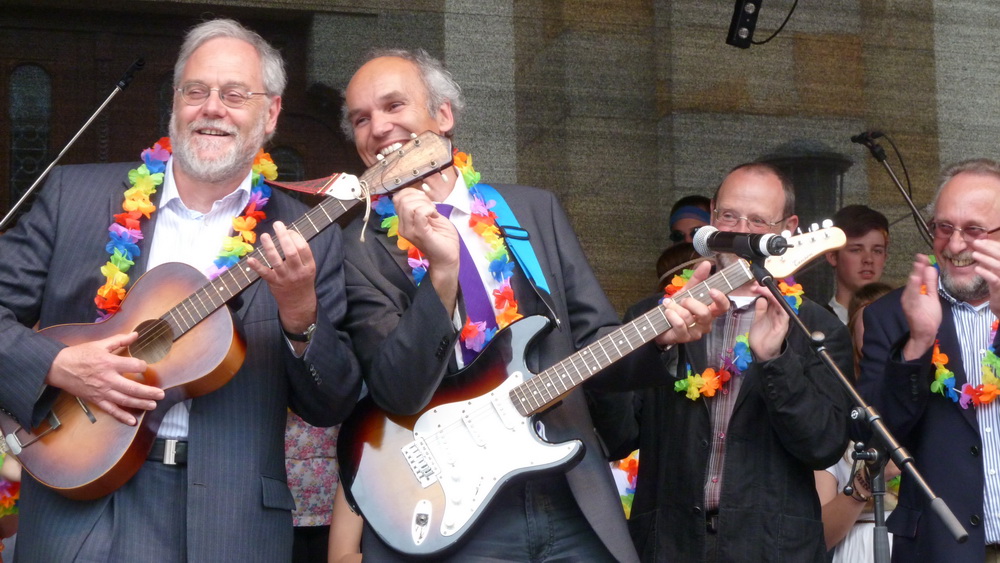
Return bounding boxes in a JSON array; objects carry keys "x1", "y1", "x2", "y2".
[{"x1": 0, "y1": 132, "x2": 452, "y2": 500}]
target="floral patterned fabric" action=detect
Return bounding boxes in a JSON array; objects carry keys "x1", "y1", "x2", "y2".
[{"x1": 284, "y1": 412, "x2": 339, "y2": 527}]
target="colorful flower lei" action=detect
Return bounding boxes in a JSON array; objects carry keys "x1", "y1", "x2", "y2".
[
  {"x1": 931, "y1": 320, "x2": 1000, "y2": 408},
  {"x1": 373, "y1": 151, "x2": 522, "y2": 357},
  {"x1": 673, "y1": 276, "x2": 803, "y2": 401},
  {"x1": 614, "y1": 450, "x2": 639, "y2": 519},
  {"x1": 0, "y1": 452, "x2": 17, "y2": 519},
  {"x1": 94, "y1": 138, "x2": 275, "y2": 321}
]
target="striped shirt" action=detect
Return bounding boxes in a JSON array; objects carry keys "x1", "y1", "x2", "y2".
[
  {"x1": 942, "y1": 289, "x2": 1000, "y2": 543},
  {"x1": 704, "y1": 295, "x2": 756, "y2": 510}
]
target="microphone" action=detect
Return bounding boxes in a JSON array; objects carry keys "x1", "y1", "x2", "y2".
[
  {"x1": 116, "y1": 57, "x2": 145, "y2": 90},
  {"x1": 693, "y1": 226, "x2": 788, "y2": 259},
  {"x1": 850, "y1": 130, "x2": 884, "y2": 144}
]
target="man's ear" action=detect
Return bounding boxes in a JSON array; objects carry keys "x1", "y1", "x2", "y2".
[
  {"x1": 435, "y1": 100, "x2": 455, "y2": 136},
  {"x1": 825, "y1": 250, "x2": 838, "y2": 268},
  {"x1": 782, "y1": 214, "x2": 799, "y2": 234}
]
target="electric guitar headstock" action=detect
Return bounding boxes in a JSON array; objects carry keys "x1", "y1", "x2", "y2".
[{"x1": 764, "y1": 223, "x2": 846, "y2": 278}]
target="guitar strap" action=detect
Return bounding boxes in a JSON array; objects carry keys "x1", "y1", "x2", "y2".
[{"x1": 474, "y1": 184, "x2": 561, "y2": 326}]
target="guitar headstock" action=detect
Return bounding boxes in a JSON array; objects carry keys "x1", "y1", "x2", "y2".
[
  {"x1": 354, "y1": 132, "x2": 453, "y2": 197},
  {"x1": 764, "y1": 225, "x2": 846, "y2": 278}
]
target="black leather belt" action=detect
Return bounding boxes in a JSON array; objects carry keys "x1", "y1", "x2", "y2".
[
  {"x1": 148, "y1": 438, "x2": 188, "y2": 466},
  {"x1": 706, "y1": 510, "x2": 719, "y2": 534}
]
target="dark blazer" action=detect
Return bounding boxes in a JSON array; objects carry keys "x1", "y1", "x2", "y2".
[
  {"x1": 858, "y1": 287, "x2": 993, "y2": 562},
  {"x1": 593, "y1": 293, "x2": 853, "y2": 562},
  {"x1": 0, "y1": 162, "x2": 361, "y2": 561},
  {"x1": 342, "y1": 184, "x2": 655, "y2": 562}
]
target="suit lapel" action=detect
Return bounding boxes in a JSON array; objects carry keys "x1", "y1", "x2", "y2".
[
  {"x1": 132, "y1": 181, "x2": 164, "y2": 278},
  {"x1": 939, "y1": 302, "x2": 980, "y2": 430}
]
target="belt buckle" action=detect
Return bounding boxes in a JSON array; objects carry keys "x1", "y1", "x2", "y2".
[
  {"x1": 163, "y1": 438, "x2": 178, "y2": 466},
  {"x1": 706, "y1": 512, "x2": 719, "y2": 534}
]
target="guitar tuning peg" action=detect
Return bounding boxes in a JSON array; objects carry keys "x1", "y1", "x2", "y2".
[
  {"x1": 376, "y1": 153, "x2": 385, "y2": 161},
  {"x1": 410, "y1": 132, "x2": 418, "y2": 139},
  {"x1": 440, "y1": 172, "x2": 448, "y2": 183},
  {"x1": 422, "y1": 183, "x2": 431, "y2": 193},
  {"x1": 822, "y1": 219, "x2": 833, "y2": 228},
  {"x1": 810, "y1": 223, "x2": 820, "y2": 233},
  {"x1": 781, "y1": 230, "x2": 792, "y2": 239}
]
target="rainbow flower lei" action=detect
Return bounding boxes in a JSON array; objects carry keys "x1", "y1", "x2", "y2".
[
  {"x1": 671, "y1": 273, "x2": 804, "y2": 401},
  {"x1": 0, "y1": 452, "x2": 17, "y2": 519},
  {"x1": 94, "y1": 138, "x2": 275, "y2": 320},
  {"x1": 931, "y1": 320, "x2": 1000, "y2": 408},
  {"x1": 373, "y1": 151, "x2": 522, "y2": 357}
]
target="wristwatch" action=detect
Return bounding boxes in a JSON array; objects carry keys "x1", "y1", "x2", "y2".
[{"x1": 283, "y1": 323, "x2": 316, "y2": 343}]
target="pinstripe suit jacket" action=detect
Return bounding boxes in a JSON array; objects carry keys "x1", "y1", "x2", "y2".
[
  {"x1": 0, "y1": 162, "x2": 361, "y2": 562},
  {"x1": 342, "y1": 184, "x2": 655, "y2": 562}
]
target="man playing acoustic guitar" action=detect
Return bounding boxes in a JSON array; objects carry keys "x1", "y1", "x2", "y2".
[
  {"x1": 0, "y1": 19, "x2": 361, "y2": 561},
  {"x1": 337, "y1": 49, "x2": 729, "y2": 562}
]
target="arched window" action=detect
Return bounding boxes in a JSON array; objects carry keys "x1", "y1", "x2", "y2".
[{"x1": 9, "y1": 64, "x2": 52, "y2": 204}]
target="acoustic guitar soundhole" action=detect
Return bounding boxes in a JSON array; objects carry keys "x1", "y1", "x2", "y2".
[{"x1": 130, "y1": 319, "x2": 174, "y2": 364}]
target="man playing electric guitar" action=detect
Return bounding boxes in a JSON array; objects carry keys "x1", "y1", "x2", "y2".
[
  {"x1": 0, "y1": 19, "x2": 361, "y2": 561},
  {"x1": 338, "y1": 49, "x2": 729, "y2": 562}
]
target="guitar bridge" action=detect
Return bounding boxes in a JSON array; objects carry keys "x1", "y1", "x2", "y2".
[{"x1": 401, "y1": 438, "x2": 440, "y2": 488}]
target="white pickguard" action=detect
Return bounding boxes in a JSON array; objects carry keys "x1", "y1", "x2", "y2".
[{"x1": 404, "y1": 371, "x2": 581, "y2": 540}]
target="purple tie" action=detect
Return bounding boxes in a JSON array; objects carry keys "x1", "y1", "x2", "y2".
[{"x1": 437, "y1": 203, "x2": 499, "y2": 364}]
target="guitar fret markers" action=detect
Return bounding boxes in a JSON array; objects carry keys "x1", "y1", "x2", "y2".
[{"x1": 509, "y1": 260, "x2": 754, "y2": 417}]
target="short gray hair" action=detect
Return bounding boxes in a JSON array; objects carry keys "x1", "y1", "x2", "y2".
[
  {"x1": 932, "y1": 158, "x2": 1000, "y2": 216},
  {"x1": 174, "y1": 18, "x2": 286, "y2": 97},
  {"x1": 340, "y1": 48, "x2": 464, "y2": 141}
]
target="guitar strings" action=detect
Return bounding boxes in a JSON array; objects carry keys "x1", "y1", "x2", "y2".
[{"x1": 512, "y1": 261, "x2": 752, "y2": 414}]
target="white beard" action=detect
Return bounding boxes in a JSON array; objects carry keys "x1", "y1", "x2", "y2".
[{"x1": 169, "y1": 114, "x2": 267, "y2": 184}]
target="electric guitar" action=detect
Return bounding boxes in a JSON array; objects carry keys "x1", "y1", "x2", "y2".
[
  {"x1": 337, "y1": 226, "x2": 847, "y2": 557},
  {"x1": 0, "y1": 132, "x2": 453, "y2": 500}
]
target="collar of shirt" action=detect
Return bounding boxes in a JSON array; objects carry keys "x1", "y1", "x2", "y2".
[
  {"x1": 437, "y1": 171, "x2": 471, "y2": 215},
  {"x1": 938, "y1": 285, "x2": 992, "y2": 313},
  {"x1": 160, "y1": 155, "x2": 253, "y2": 217}
]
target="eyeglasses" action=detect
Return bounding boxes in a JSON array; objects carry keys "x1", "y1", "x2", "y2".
[
  {"x1": 669, "y1": 226, "x2": 701, "y2": 243},
  {"x1": 928, "y1": 221, "x2": 1000, "y2": 243},
  {"x1": 176, "y1": 83, "x2": 267, "y2": 108},
  {"x1": 713, "y1": 209, "x2": 785, "y2": 232}
]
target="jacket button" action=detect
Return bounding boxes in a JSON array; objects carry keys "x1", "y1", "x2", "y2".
[
  {"x1": 971, "y1": 514, "x2": 982, "y2": 526},
  {"x1": 693, "y1": 506, "x2": 703, "y2": 515},
  {"x1": 972, "y1": 446, "x2": 981, "y2": 457},
  {"x1": 700, "y1": 439, "x2": 709, "y2": 449}
]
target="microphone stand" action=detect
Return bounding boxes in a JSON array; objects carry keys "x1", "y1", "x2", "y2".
[
  {"x1": 0, "y1": 57, "x2": 144, "y2": 232},
  {"x1": 855, "y1": 135, "x2": 933, "y2": 247},
  {"x1": 747, "y1": 259, "x2": 967, "y2": 563}
]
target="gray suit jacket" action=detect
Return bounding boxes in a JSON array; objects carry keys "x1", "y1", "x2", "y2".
[
  {"x1": 0, "y1": 162, "x2": 361, "y2": 561},
  {"x1": 342, "y1": 183, "x2": 655, "y2": 562}
]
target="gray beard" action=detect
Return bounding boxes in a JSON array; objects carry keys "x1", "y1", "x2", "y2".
[
  {"x1": 169, "y1": 115, "x2": 265, "y2": 184},
  {"x1": 939, "y1": 267, "x2": 989, "y2": 303}
]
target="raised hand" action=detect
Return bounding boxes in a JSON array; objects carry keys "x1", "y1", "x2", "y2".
[
  {"x1": 901, "y1": 254, "x2": 942, "y2": 361},
  {"x1": 747, "y1": 283, "x2": 790, "y2": 362},
  {"x1": 972, "y1": 238, "x2": 1000, "y2": 321}
]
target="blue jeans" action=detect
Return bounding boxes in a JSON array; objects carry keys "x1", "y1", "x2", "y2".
[{"x1": 361, "y1": 474, "x2": 617, "y2": 562}]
